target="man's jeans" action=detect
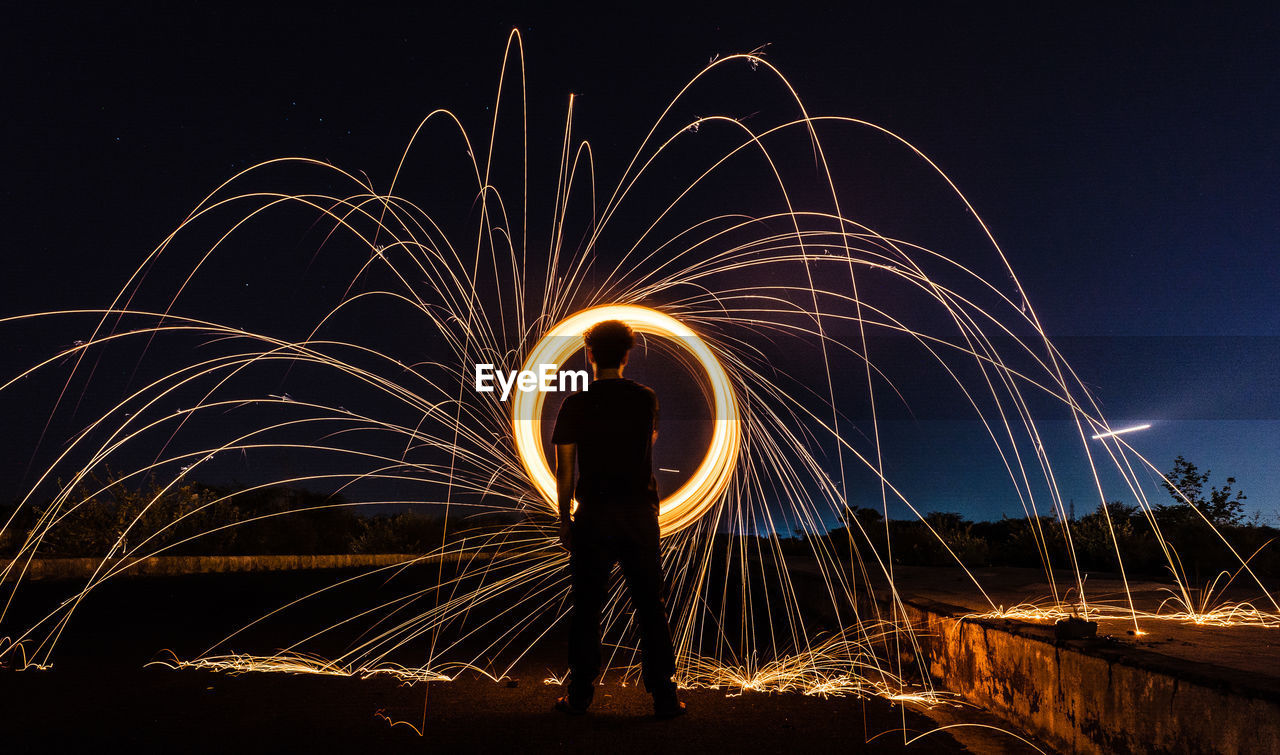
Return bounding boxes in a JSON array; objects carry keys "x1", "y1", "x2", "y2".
[{"x1": 567, "y1": 513, "x2": 677, "y2": 702}]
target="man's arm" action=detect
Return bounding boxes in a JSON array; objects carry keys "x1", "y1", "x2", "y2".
[
  {"x1": 652, "y1": 393, "x2": 660, "y2": 443},
  {"x1": 555, "y1": 442, "x2": 576, "y2": 550}
]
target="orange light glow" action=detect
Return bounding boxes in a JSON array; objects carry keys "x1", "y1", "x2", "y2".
[{"x1": 511, "y1": 304, "x2": 740, "y2": 537}]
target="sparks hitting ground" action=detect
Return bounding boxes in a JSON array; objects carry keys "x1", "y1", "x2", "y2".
[{"x1": 0, "y1": 32, "x2": 1274, "y2": 742}]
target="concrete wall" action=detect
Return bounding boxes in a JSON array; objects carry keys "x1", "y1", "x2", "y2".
[
  {"x1": 1, "y1": 553, "x2": 431, "y2": 582},
  {"x1": 895, "y1": 596, "x2": 1280, "y2": 754}
]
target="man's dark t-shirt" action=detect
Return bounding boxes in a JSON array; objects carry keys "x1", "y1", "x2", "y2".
[{"x1": 551, "y1": 378, "x2": 660, "y2": 517}]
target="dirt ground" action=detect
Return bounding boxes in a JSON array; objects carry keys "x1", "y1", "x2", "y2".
[{"x1": 0, "y1": 568, "x2": 1043, "y2": 753}]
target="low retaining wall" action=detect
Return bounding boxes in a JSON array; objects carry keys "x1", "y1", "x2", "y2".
[
  {"x1": 895, "y1": 595, "x2": 1280, "y2": 754},
  {"x1": 0, "y1": 554, "x2": 429, "y2": 582}
]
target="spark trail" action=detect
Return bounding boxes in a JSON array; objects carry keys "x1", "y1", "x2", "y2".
[{"x1": 0, "y1": 30, "x2": 1274, "y2": 732}]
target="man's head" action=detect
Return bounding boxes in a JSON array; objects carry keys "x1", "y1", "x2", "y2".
[{"x1": 584, "y1": 319, "x2": 635, "y2": 370}]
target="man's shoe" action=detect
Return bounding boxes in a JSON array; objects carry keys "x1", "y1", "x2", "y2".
[
  {"x1": 554, "y1": 694, "x2": 589, "y2": 715},
  {"x1": 653, "y1": 693, "x2": 687, "y2": 719}
]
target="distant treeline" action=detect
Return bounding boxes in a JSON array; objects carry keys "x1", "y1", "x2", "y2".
[
  {"x1": 809, "y1": 505, "x2": 1279, "y2": 581},
  {"x1": 2, "y1": 456, "x2": 1269, "y2": 581},
  {"x1": 808, "y1": 455, "x2": 1274, "y2": 581},
  {"x1": 0, "y1": 477, "x2": 506, "y2": 559}
]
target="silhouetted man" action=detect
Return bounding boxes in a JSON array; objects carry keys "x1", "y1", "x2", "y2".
[{"x1": 551, "y1": 319, "x2": 685, "y2": 718}]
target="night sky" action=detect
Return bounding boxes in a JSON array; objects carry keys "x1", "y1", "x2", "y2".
[{"x1": 3, "y1": 3, "x2": 1277, "y2": 524}]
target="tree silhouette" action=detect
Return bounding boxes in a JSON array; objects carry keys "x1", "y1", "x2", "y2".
[{"x1": 1158, "y1": 455, "x2": 1247, "y2": 528}]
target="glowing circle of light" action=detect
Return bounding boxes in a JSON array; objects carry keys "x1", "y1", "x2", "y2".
[{"x1": 512, "y1": 304, "x2": 740, "y2": 537}]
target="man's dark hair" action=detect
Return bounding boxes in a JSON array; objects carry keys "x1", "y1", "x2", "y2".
[{"x1": 584, "y1": 320, "x2": 635, "y2": 369}]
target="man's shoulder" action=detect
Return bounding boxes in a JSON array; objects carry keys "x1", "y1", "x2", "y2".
[
  {"x1": 626, "y1": 379, "x2": 656, "y2": 394},
  {"x1": 619, "y1": 380, "x2": 657, "y2": 404},
  {"x1": 575, "y1": 379, "x2": 656, "y2": 408},
  {"x1": 558, "y1": 390, "x2": 589, "y2": 411}
]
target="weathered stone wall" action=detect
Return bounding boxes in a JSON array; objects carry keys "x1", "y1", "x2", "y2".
[{"x1": 895, "y1": 596, "x2": 1280, "y2": 754}]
